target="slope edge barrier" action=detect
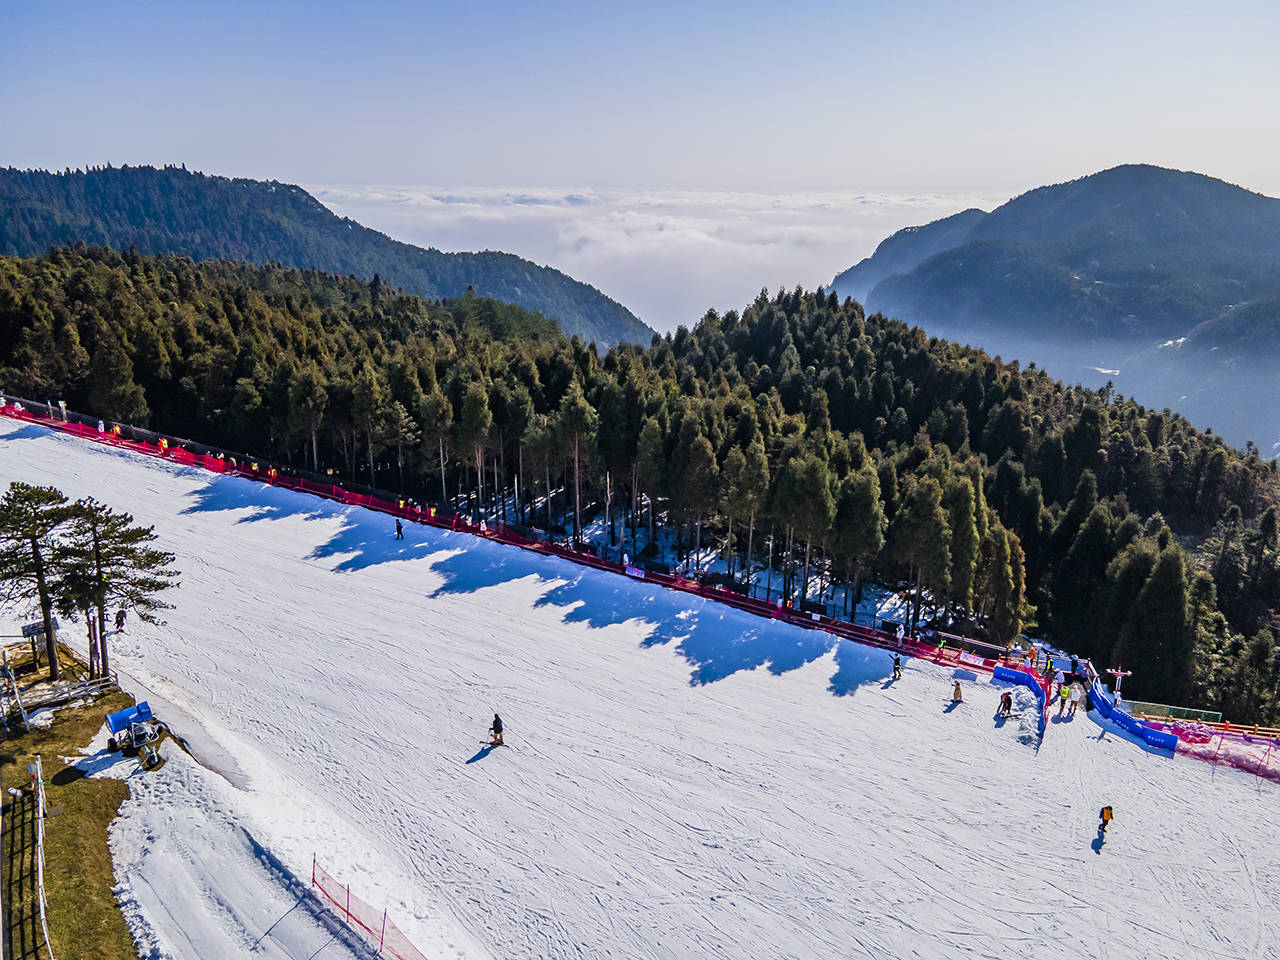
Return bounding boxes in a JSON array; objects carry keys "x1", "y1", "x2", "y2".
[
  {"x1": 312, "y1": 856, "x2": 429, "y2": 960},
  {"x1": 0, "y1": 399, "x2": 1011, "y2": 677}
]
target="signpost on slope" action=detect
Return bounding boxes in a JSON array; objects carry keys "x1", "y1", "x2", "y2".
[{"x1": 1107, "y1": 666, "x2": 1132, "y2": 707}]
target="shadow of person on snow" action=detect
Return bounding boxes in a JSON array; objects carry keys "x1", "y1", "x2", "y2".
[
  {"x1": 1091, "y1": 830, "x2": 1106, "y2": 854},
  {"x1": 466, "y1": 745, "x2": 496, "y2": 764},
  {"x1": 993, "y1": 713, "x2": 1008, "y2": 728},
  {"x1": 944, "y1": 700, "x2": 963, "y2": 713}
]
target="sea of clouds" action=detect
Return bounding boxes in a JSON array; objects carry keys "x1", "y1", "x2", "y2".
[{"x1": 310, "y1": 185, "x2": 1003, "y2": 333}]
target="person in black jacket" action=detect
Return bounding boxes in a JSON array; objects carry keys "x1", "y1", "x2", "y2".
[{"x1": 489, "y1": 713, "x2": 504, "y2": 745}]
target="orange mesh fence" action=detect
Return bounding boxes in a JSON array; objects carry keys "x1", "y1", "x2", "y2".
[{"x1": 312, "y1": 857, "x2": 431, "y2": 960}]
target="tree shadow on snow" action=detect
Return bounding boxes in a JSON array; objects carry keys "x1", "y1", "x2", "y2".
[
  {"x1": 182, "y1": 475, "x2": 439, "y2": 570},
  {"x1": 426, "y1": 541, "x2": 893, "y2": 693},
  {"x1": 176, "y1": 474, "x2": 900, "y2": 698}
]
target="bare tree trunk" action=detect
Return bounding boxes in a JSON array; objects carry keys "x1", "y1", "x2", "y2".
[
  {"x1": 518, "y1": 442, "x2": 526, "y2": 525},
  {"x1": 366, "y1": 420, "x2": 376, "y2": 487},
  {"x1": 604, "y1": 471, "x2": 613, "y2": 559},
  {"x1": 765, "y1": 526, "x2": 774, "y2": 598},
  {"x1": 438, "y1": 438, "x2": 447, "y2": 506},
  {"x1": 545, "y1": 465, "x2": 553, "y2": 532},
  {"x1": 572, "y1": 436, "x2": 582, "y2": 545},
  {"x1": 802, "y1": 537, "x2": 812, "y2": 601},
  {"x1": 695, "y1": 516, "x2": 703, "y2": 574},
  {"x1": 310, "y1": 423, "x2": 319, "y2": 472},
  {"x1": 745, "y1": 509, "x2": 756, "y2": 591}
]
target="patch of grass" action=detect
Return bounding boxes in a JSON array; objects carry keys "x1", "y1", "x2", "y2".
[{"x1": 3, "y1": 690, "x2": 138, "y2": 960}]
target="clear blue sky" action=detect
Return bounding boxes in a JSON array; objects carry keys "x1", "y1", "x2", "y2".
[{"x1": 4, "y1": 0, "x2": 1279, "y2": 196}]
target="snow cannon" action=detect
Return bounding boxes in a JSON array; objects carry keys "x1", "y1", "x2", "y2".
[{"x1": 105, "y1": 701, "x2": 159, "y2": 756}]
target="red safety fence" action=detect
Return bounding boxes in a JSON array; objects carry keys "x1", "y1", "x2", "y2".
[
  {"x1": 1, "y1": 399, "x2": 1016, "y2": 675},
  {"x1": 312, "y1": 856, "x2": 430, "y2": 960}
]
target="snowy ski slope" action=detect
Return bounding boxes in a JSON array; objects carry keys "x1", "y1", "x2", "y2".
[{"x1": 3, "y1": 417, "x2": 1279, "y2": 960}]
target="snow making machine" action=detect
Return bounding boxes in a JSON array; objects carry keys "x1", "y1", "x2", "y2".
[{"x1": 105, "y1": 700, "x2": 162, "y2": 768}]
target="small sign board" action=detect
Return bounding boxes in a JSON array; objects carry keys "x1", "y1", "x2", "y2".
[{"x1": 21, "y1": 618, "x2": 58, "y2": 639}]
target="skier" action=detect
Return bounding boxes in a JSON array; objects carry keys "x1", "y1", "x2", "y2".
[
  {"x1": 1098, "y1": 805, "x2": 1113, "y2": 835},
  {"x1": 891, "y1": 653, "x2": 902, "y2": 680},
  {"x1": 395, "y1": 518, "x2": 404, "y2": 540},
  {"x1": 489, "y1": 713, "x2": 504, "y2": 746},
  {"x1": 951, "y1": 680, "x2": 963, "y2": 703},
  {"x1": 115, "y1": 609, "x2": 127, "y2": 632},
  {"x1": 1058, "y1": 684, "x2": 1070, "y2": 716},
  {"x1": 998, "y1": 691, "x2": 1013, "y2": 717}
]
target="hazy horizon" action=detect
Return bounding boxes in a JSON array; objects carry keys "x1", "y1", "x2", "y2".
[{"x1": 312, "y1": 184, "x2": 1006, "y2": 332}]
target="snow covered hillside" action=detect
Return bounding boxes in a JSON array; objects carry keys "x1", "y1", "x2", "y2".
[{"x1": 3, "y1": 417, "x2": 1279, "y2": 960}]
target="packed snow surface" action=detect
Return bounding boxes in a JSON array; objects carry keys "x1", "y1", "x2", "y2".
[{"x1": 4, "y1": 417, "x2": 1280, "y2": 960}]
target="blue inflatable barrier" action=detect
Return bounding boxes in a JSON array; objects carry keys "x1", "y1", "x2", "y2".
[
  {"x1": 106, "y1": 701, "x2": 152, "y2": 735},
  {"x1": 993, "y1": 665, "x2": 1047, "y2": 737},
  {"x1": 1143, "y1": 727, "x2": 1179, "y2": 751}
]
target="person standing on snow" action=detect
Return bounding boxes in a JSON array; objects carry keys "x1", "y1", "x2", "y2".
[
  {"x1": 1099, "y1": 806, "x2": 1113, "y2": 834},
  {"x1": 891, "y1": 653, "x2": 902, "y2": 680},
  {"x1": 998, "y1": 691, "x2": 1013, "y2": 717},
  {"x1": 952, "y1": 680, "x2": 963, "y2": 703},
  {"x1": 395, "y1": 518, "x2": 404, "y2": 540},
  {"x1": 1058, "y1": 684, "x2": 1071, "y2": 716},
  {"x1": 1069, "y1": 684, "x2": 1083, "y2": 716},
  {"x1": 489, "y1": 713, "x2": 504, "y2": 745},
  {"x1": 115, "y1": 609, "x2": 127, "y2": 632}
]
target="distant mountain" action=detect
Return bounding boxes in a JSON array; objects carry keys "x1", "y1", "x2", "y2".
[
  {"x1": 0, "y1": 165, "x2": 654, "y2": 347},
  {"x1": 834, "y1": 165, "x2": 1280, "y2": 343},
  {"x1": 831, "y1": 207, "x2": 985, "y2": 305},
  {"x1": 831, "y1": 165, "x2": 1280, "y2": 448}
]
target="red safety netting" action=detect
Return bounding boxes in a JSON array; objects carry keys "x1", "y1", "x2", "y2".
[{"x1": 312, "y1": 857, "x2": 431, "y2": 960}]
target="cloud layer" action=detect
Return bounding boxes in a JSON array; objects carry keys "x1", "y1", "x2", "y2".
[{"x1": 311, "y1": 186, "x2": 1002, "y2": 333}]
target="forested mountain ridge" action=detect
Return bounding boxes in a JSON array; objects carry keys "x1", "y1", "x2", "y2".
[
  {"x1": 830, "y1": 164, "x2": 1280, "y2": 450},
  {"x1": 3, "y1": 245, "x2": 1279, "y2": 725},
  {"x1": 0, "y1": 164, "x2": 654, "y2": 347},
  {"x1": 832, "y1": 164, "x2": 1280, "y2": 342}
]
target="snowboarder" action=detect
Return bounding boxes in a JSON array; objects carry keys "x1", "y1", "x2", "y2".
[
  {"x1": 115, "y1": 608, "x2": 127, "y2": 632},
  {"x1": 952, "y1": 680, "x2": 963, "y2": 703},
  {"x1": 891, "y1": 653, "x2": 902, "y2": 680},
  {"x1": 489, "y1": 713, "x2": 504, "y2": 746},
  {"x1": 998, "y1": 691, "x2": 1013, "y2": 717},
  {"x1": 395, "y1": 518, "x2": 404, "y2": 540},
  {"x1": 1098, "y1": 805, "x2": 1113, "y2": 835}
]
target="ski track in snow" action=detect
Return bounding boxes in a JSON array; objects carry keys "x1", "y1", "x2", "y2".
[{"x1": 3, "y1": 418, "x2": 1280, "y2": 960}]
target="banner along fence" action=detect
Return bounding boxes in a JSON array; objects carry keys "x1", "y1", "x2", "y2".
[{"x1": 311, "y1": 857, "x2": 429, "y2": 960}]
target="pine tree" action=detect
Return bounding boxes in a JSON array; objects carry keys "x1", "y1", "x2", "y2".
[
  {"x1": 62, "y1": 498, "x2": 179, "y2": 678},
  {"x1": 831, "y1": 463, "x2": 886, "y2": 610},
  {"x1": 352, "y1": 359, "x2": 389, "y2": 487},
  {"x1": 385, "y1": 401, "x2": 419, "y2": 494},
  {"x1": 0, "y1": 483, "x2": 73, "y2": 679},
  {"x1": 289, "y1": 362, "x2": 328, "y2": 472},
  {"x1": 891, "y1": 476, "x2": 951, "y2": 632},
  {"x1": 635, "y1": 416, "x2": 665, "y2": 548},
  {"x1": 1112, "y1": 548, "x2": 1194, "y2": 703},
  {"x1": 459, "y1": 381, "x2": 493, "y2": 521},
  {"x1": 558, "y1": 380, "x2": 598, "y2": 545},
  {"x1": 943, "y1": 474, "x2": 979, "y2": 612},
  {"x1": 420, "y1": 389, "x2": 453, "y2": 506}
]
